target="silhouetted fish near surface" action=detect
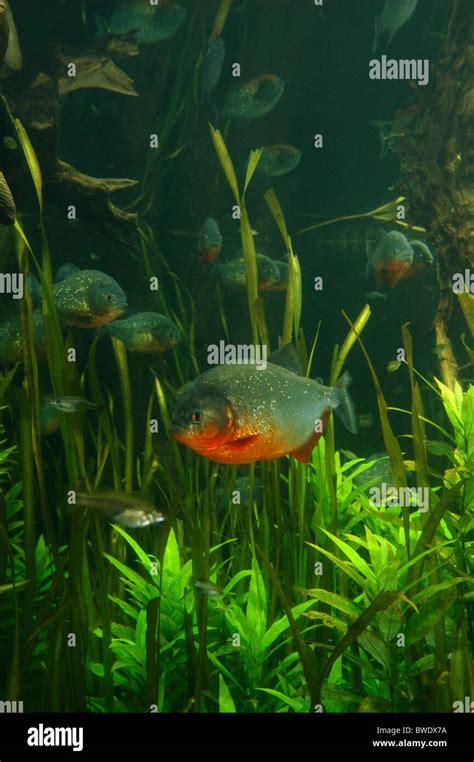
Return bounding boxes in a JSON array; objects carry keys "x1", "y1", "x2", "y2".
[
  {"x1": 257, "y1": 144, "x2": 301, "y2": 177},
  {"x1": 109, "y1": 0, "x2": 186, "y2": 43},
  {"x1": 199, "y1": 217, "x2": 222, "y2": 265},
  {"x1": 52, "y1": 267, "x2": 128, "y2": 327},
  {"x1": 373, "y1": 0, "x2": 417, "y2": 53},
  {"x1": 366, "y1": 230, "x2": 433, "y2": 288},
  {"x1": 200, "y1": 35, "x2": 225, "y2": 103},
  {"x1": 0, "y1": 172, "x2": 16, "y2": 225},
  {"x1": 218, "y1": 254, "x2": 281, "y2": 292},
  {"x1": 75, "y1": 490, "x2": 166, "y2": 528},
  {"x1": 170, "y1": 344, "x2": 356, "y2": 465},
  {"x1": 221, "y1": 74, "x2": 285, "y2": 123},
  {"x1": 107, "y1": 312, "x2": 183, "y2": 353}
]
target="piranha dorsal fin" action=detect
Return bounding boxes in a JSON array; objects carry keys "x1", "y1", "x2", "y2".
[
  {"x1": 55, "y1": 263, "x2": 80, "y2": 282},
  {"x1": 290, "y1": 410, "x2": 330, "y2": 463},
  {"x1": 268, "y1": 344, "x2": 304, "y2": 375}
]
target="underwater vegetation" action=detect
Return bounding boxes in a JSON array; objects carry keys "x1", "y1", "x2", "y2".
[{"x1": 0, "y1": 0, "x2": 472, "y2": 723}]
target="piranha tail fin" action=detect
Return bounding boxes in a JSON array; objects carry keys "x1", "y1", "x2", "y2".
[{"x1": 334, "y1": 371, "x2": 357, "y2": 434}]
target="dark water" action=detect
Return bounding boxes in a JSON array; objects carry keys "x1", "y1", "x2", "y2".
[{"x1": 0, "y1": 0, "x2": 472, "y2": 734}]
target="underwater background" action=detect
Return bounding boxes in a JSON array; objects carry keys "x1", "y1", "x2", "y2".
[{"x1": 0, "y1": 0, "x2": 472, "y2": 716}]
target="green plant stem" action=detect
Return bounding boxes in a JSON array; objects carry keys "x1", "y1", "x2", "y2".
[{"x1": 111, "y1": 337, "x2": 134, "y2": 492}]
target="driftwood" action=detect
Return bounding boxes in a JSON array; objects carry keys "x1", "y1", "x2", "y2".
[
  {"x1": 396, "y1": 0, "x2": 474, "y2": 388},
  {"x1": 0, "y1": 16, "x2": 140, "y2": 236}
]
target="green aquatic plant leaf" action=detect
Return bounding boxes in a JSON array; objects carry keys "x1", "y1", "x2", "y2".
[
  {"x1": 246, "y1": 557, "x2": 267, "y2": 641},
  {"x1": 264, "y1": 189, "x2": 289, "y2": 242},
  {"x1": 405, "y1": 588, "x2": 457, "y2": 645},
  {"x1": 257, "y1": 688, "x2": 304, "y2": 712},
  {"x1": 209, "y1": 124, "x2": 240, "y2": 204},
  {"x1": 15, "y1": 119, "x2": 42, "y2": 213},
  {"x1": 243, "y1": 148, "x2": 262, "y2": 196},
  {"x1": 331, "y1": 305, "x2": 371, "y2": 384},
  {"x1": 260, "y1": 600, "x2": 315, "y2": 650},
  {"x1": 218, "y1": 673, "x2": 236, "y2": 713},
  {"x1": 302, "y1": 588, "x2": 360, "y2": 618},
  {"x1": 320, "y1": 529, "x2": 377, "y2": 586},
  {"x1": 211, "y1": 0, "x2": 234, "y2": 36}
]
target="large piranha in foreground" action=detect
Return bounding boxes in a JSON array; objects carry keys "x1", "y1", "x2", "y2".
[{"x1": 170, "y1": 345, "x2": 356, "y2": 464}]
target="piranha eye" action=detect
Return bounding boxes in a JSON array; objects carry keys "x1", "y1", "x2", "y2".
[
  {"x1": 106, "y1": 294, "x2": 114, "y2": 302},
  {"x1": 190, "y1": 411, "x2": 203, "y2": 424}
]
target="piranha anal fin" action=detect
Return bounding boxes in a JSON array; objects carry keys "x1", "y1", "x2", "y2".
[
  {"x1": 268, "y1": 344, "x2": 304, "y2": 375},
  {"x1": 290, "y1": 410, "x2": 330, "y2": 463}
]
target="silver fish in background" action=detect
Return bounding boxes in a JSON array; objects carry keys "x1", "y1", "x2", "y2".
[
  {"x1": 311, "y1": 220, "x2": 385, "y2": 258},
  {"x1": 109, "y1": 0, "x2": 186, "y2": 44},
  {"x1": 45, "y1": 395, "x2": 100, "y2": 413},
  {"x1": 193, "y1": 579, "x2": 223, "y2": 597},
  {"x1": 373, "y1": 0, "x2": 418, "y2": 53},
  {"x1": 200, "y1": 35, "x2": 225, "y2": 103},
  {"x1": 75, "y1": 490, "x2": 166, "y2": 528},
  {"x1": 40, "y1": 395, "x2": 100, "y2": 435},
  {"x1": 221, "y1": 74, "x2": 285, "y2": 123},
  {"x1": 217, "y1": 475, "x2": 264, "y2": 510},
  {"x1": 107, "y1": 311, "x2": 183, "y2": 353},
  {"x1": 198, "y1": 217, "x2": 223, "y2": 265}
]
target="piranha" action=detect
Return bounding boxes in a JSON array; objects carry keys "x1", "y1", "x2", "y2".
[
  {"x1": 75, "y1": 489, "x2": 166, "y2": 529},
  {"x1": 265, "y1": 260, "x2": 288, "y2": 292},
  {"x1": 198, "y1": 217, "x2": 223, "y2": 265},
  {"x1": 373, "y1": 0, "x2": 417, "y2": 53},
  {"x1": 217, "y1": 254, "x2": 281, "y2": 292},
  {"x1": 0, "y1": 171, "x2": 15, "y2": 225},
  {"x1": 170, "y1": 344, "x2": 356, "y2": 464},
  {"x1": 200, "y1": 35, "x2": 225, "y2": 103},
  {"x1": 49, "y1": 264, "x2": 127, "y2": 327},
  {"x1": 257, "y1": 144, "x2": 302, "y2": 177},
  {"x1": 366, "y1": 230, "x2": 433, "y2": 288},
  {"x1": 108, "y1": 0, "x2": 186, "y2": 44},
  {"x1": 0, "y1": 309, "x2": 45, "y2": 364},
  {"x1": 221, "y1": 74, "x2": 285, "y2": 123},
  {"x1": 106, "y1": 311, "x2": 183, "y2": 353}
]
